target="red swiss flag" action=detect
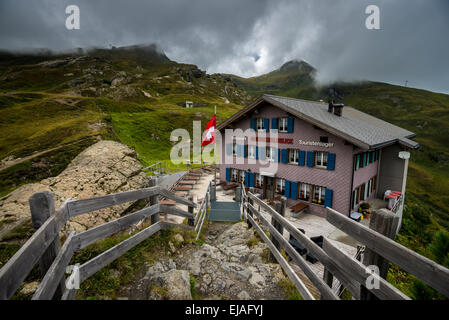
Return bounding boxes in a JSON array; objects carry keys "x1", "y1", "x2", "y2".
[{"x1": 201, "y1": 114, "x2": 216, "y2": 147}]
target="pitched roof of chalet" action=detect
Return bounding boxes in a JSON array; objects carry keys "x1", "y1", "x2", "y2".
[{"x1": 217, "y1": 94, "x2": 419, "y2": 150}]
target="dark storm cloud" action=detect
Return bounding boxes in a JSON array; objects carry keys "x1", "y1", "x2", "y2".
[{"x1": 0, "y1": 0, "x2": 448, "y2": 93}]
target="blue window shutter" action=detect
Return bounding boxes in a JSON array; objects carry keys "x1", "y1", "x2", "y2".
[
  {"x1": 250, "y1": 118, "x2": 255, "y2": 130},
  {"x1": 271, "y1": 118, "x2": 278, "y2": 130},
  {"x1": 324, "y1": 189, "x2": 333, "y2": 208},
  {"x1": 236, "y1": 144, "x2": 241, "y2": 157},
  {"x1": 281, "y1": 149, "x2": 288, "y2": 164},
  {"x1": 291, "y1": 182, "x2": 298, "y2": 200},
  {"x1": 244, "y1": 145, "x2": 248, "y2": 158},
  {"x1": 278, "y1": 149, "x2": 281, "y2": 163},
  {"x1": 249, "y1": 173, "x2": 255, "y2": 187},
  {"x1": 298, "y1": 150, "x2": 305, "y2": 166},
  {"x1": 306, "y1": 151, "x2": 314, "y2": 167},
  {"x1": 327, "y1": 153, "x2": 336, "y2": 170},
  {"x1": 245, "y1": 172, "x2": 249, "y2": 187},
  {"x1": 259, "y1": 146, "x2": 265, "y2": 160},
  {"x1": 255, "y1": 146, "x2": 259, "y2": 160},
  {"x1": 356, "y1": 154, "x2": 360, "y2": 170},
  {"x1": 264, "y1": 118, "x2": 270, "y2": 132},
  {"x1": 287, "y1": 117, "x2": 294, "y2": 133},
  {"x1": 285, "y1": 180, "x2": 291, "y2": 198},
  {"x1": 226, "y1": 144, "x2": 231, "y2": 156},
  {"x1": 361, "y1": 153, "x2": 365, "y2": 168},
  {"x1": 226, "y1": 168, "x2": 231, "y2": 182},
  {"x1": 274, "y1": 148, "x2": 279, "y2": 162}
]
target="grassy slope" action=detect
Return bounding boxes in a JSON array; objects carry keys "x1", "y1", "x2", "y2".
[{"x1": 0, "y1": 47, "x2": 251, "y2": 197}]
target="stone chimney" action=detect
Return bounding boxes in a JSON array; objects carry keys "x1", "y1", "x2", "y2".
[
  {"x1": 333, "y1": 103, "x2": 344, "y2": 116},
  {"x1": 328, "y1": 100, "x2": 334, "y2": 113}
]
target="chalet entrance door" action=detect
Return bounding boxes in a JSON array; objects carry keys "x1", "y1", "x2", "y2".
[{"x1": 264, "y1": 177, "x2": 275, "y2": 199}]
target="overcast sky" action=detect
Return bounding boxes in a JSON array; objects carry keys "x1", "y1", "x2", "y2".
[{"x1": 0, "y1": 0, "x2": 448, "y2": 93}]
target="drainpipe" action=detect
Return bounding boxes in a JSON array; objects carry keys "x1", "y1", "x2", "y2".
[{"x1": 397, "y1": 151, "x2": 410, "y2": 233}]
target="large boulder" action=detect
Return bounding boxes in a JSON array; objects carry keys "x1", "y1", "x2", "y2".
[
  {"x1": 0, "y1": 140, "x2": 149, "y2": 239},
  {"x1": 146, "y1": 269, "x2": 192, "y2": 300}
]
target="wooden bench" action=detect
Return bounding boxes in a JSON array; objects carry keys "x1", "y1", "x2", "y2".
[
  {"x1": 223, "y1": 183, "x2": 239, "y2": 190},
  {"x1": 175, "y1": 191, "x2": 187, "y2": 197},
  {"x1": 267, "y1": 195, "x2": 282, "y2": 205},
  {"x1": 184, "y1": 175, "x2": 200, "y2": 180},
  {"x1": 290, "y1": 202, "x2": 309, "y2": 213},
  {"x1": 178, "y1": 180, "x2": 196, "y2": 185},
  {"x1": 173, "y1": 186, "x2": 193, "y2": 191}
]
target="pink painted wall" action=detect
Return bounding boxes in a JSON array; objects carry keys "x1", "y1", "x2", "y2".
[
  {"x1": 353, "y1": 159, "x2": 378, "y2": 190},
  {"x1": 219, "y1": 102, "x2": 356, "y2": 217}
]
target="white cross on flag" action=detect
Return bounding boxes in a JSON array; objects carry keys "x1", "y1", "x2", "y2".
[{"x1": 201, "y1": 114, "x2": 216, "y2": 147}]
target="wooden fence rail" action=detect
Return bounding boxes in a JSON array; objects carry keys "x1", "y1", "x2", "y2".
[
  {"x1": 0, "y1": 186, "x2": 196, "y2": 300},
  {"x1": 325, "y1": 207, "x2": 449, "y2": 297},
  {"x1": 242, "y1": 190, "x2": 449, "y2": 300}
]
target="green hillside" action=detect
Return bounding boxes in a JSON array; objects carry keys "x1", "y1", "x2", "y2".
[{"x1": 0, "y1": 45, "x2": 252, "y2": 196}]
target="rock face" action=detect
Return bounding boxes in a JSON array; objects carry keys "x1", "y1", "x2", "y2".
[
  {"x1": 143, "y1": 260, "x2": 192, "y2": 300},
  {"x1": 0, "y1": 140, "x2": 149, "y2": 239},
  {"x1": 173, "y1": 222, "x2": 287, "y2": 300}
]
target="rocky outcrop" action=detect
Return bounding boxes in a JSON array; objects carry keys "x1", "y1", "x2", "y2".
[
  {"x1": 144, "y1": 261, "x2": 192, "y2": 300},
  {"x1": 0, "y1": 140, "x2": 149, "y2": 239},
  {"x1": 139, "y1": 222, "x2": 288, "y2": 300}
]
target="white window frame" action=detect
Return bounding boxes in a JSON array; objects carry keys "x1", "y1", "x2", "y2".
[
  {"x1": 255, "y1": 174, "x2": 263, "y2": 188},
  {"x1": 315, "y1": 151, "x2": 328, "y2": 168},
  {"x1": 276, "y1": 178, "x2": 285, "y2": 194},
  {"x1": 279, "y1": 117, "x2": 288, "y2": 133},
  {"x1": 266, "y1": 147, "x2": 276, "y2": 162},
  {"x1": 248, "y1": 145, "x2": 256, "y2": 159},
  {"x1": 312, "y1": 186, "x2": 326, "y2": 205},
  {"x1": 256, "y1": 118, "x2": 265, "y2": 131},
  {"x1": 289, "y1": 149, "x2": 298, "y2": 164},
  {"x1": 299, "y1": 183, "x2": 310, "y2": 201},
  {"x1": 239, "y1": 170, "x2": 245, "y2": 183},
  {"x1": 231, "y1": 168, "x2": 238, "y2": 181}
]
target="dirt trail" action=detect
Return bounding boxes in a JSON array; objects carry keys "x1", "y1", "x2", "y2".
[{"x1": 0, "y1": 137, "x2": 100, "y2": 172}]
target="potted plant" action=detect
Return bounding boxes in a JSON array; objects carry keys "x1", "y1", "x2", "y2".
[{"x1": 360, "y1": 202, "x2": 371, "y2": 218}]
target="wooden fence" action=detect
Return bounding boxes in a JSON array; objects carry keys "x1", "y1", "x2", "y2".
[
  {"x1": 238, "y1": 185, "x2": 449, "y2": 300},
  {"x1": 194, "y1": 182, "x2": 212, "y2": 241},
  {"x1": 0, "y1": 185, "x2": 196, "y2": 300}
]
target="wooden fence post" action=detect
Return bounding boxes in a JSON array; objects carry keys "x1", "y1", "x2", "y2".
[
  {"x1": 360, "y1": 208, "x2": 400, "y2": 300},
  {"x1": 29, "y1": 191, "x2": 65, "y2": 299},
  {"x1": 247, "y1": 196, "x2": 254, "y2": 229},
  {"x1": 210, "y1": 182, "x2": 216, "y2": 202},
  {"x1": 187, "y1": 196, "x2": 195, "y2": 226},
  {"x1": 149, "y1": 178, "x2": 159, "y2": 224},
  {"x1": 270, "y1": 196, "x2": 286, "y2": 260},
  {"x1": 235, "y1": 185, "x2": 242, "y2": 203}
]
